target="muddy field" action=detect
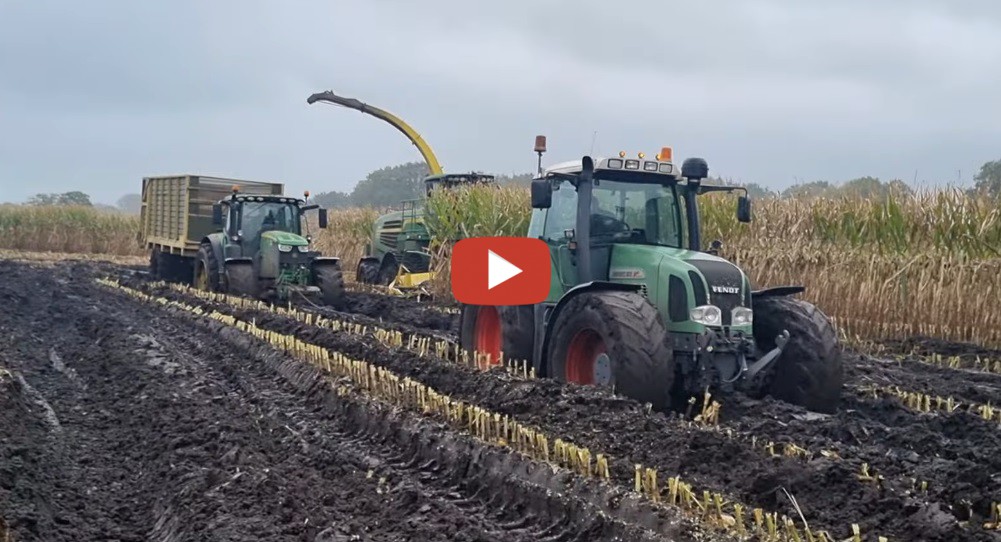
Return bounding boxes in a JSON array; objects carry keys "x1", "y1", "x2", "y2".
[{"x1": 3, "y1": 259, "x2": 1001, "y2": 541}]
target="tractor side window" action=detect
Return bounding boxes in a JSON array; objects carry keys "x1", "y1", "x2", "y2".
[{"x1": 542, "y1": 181, "x2": 577, "y2": 242}]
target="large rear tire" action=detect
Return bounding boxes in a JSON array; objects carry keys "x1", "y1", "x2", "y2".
[
  {"x1": 459, "y1": 305, "x2": 535, "y2": 370},
  {"x1": 546, "y1": 291, "x2": 674, "y2": 411},
  {"x1": 752, "y1": 296, "x2": 843, "y2": 413},
  {"x1": 315, "y1": 263, "x2": 345, "y2": 307},
  {"x1": 226, "y1": 263, "x2": 258, "y2": 298}
]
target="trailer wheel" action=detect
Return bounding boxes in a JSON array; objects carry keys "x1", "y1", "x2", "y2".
[
  {"x1": 149, "y1": 248, "x2": 160, "y2": 279},
  {"x1": 226, "y1": 262, "x2": 258, "y2": 298},
  {"x1": 315, "y1": 263, "x2": 345, "y2": 307},
  {"x1": 546, "y1": 291, "x2": 674, "y2": 411},
  {"x1": 193, "y1": 244, "x2": 220, "y2": 292},
  {"x1": 459, "y1": 305, "x2": 534, "y2": 370},
  {"x1": 751, "y1": 296, "x2": 843, "y2": 413}
]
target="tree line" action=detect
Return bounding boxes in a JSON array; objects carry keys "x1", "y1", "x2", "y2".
[{"x1": 21, "y1": 157, "x2": 1001, "y2": 214}]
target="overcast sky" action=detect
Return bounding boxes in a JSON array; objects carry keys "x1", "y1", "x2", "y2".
[{"x1": 1, "y1": 0, "x2": 999, "y2": 205}]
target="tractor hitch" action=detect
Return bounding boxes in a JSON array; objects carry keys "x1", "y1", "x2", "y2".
[{"x1": 741, "y1": 330, "x2": 789, "y2": 383}]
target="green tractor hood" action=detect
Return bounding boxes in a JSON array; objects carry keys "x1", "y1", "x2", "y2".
[
  {"x1": 261, "y1": 230, "x2": 309, "y2": 247},
  {"x1": 606, "y1": 244, "x2": 752, "y2": 334}
]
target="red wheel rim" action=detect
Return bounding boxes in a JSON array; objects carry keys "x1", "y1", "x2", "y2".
[
  {"x1": 565, "y1": 329, "x2": 605, "y2": 385},
  {"x1": 474, "y1": 307, "x2": 502, "y2": 369}
]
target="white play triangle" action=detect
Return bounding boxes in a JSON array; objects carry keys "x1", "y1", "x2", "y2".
[{"x1": 487, "y1": 249, "x2": 522, "y2": 290}]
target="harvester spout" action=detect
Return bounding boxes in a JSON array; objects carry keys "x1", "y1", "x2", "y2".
[{"x1": 306, "y1": 89, "x2": 444, "y2": 176}]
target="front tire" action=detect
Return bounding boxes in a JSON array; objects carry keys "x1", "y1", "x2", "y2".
[
  {"x1": 315, "y1": 263, "x2": 345, "y2": 307},
  {"x1": 356, "y1": 258, "x2": 380, "y2": 284},
  {"x1": 546, "y1": 291, "x2": 674, "y2": 411},
  {"x1": 226, "y1": 263, "x2": 258, "y2": 298},
  {"x1": 752, "y1": 296, "x2": 843, "y2": 413},
  {"x1": 377, "y1": 256, "x2": 399, "y2": 286}
]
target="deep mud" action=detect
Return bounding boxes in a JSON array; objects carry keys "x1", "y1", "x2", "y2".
[
  {"x1": 120, "y1": 270, "x2": 1001, "y2": 541},
  {"x1": 0, "y1": 260, "x2": 716, "y2": 542}
]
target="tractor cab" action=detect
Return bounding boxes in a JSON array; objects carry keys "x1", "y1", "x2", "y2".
[
  {"x1": 424, "y1": 172, "x2": 496, "y2": 195},
  {"x1": 212, "y1": 190, "x2": 328, "y2": 258}
]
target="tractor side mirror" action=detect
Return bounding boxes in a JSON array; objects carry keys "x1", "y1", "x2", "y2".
[
  {"x1": 531, "y1": 179, "x2": 552, "y2": 209},
  {"x1": 737, "y1": 195, "x2": 752, "y2": 223},
  {"x1": 318, "y1": 208, "x2": 329, "y2": 229},
  {"x1": 212, "y1": 203, "x2": 223, "y2": 225}
]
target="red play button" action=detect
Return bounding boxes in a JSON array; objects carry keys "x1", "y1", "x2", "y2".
[{"x1": 451, "y1": 237, "x2": 550, "y2": 305}]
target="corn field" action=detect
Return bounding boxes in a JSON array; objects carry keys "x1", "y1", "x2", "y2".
[{"x1": 3, "y1": 188, "x2": 999, "y2": 347}]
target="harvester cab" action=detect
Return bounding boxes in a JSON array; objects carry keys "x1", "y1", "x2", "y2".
[
  {"x1": 459, "y1": 138, "x2": 844, "y2": 414},
  {"x1": 199, "y1": 187, "x2": 345, "y2": 306}
]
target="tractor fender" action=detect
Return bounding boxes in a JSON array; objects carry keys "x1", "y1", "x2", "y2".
[
  {"x1": 310, "y1": 256, "x2": 342, "y2": 268},
  {"x1": 536, "y1": 280, "x2": 643, "y2": 376},
  {"x1": 751, "y1": 286, "x2": 805, "y2": 299}
]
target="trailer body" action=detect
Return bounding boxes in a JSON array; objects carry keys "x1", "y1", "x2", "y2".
[{"x1": 140, "y1": 174, "x2": 283, "y2": 257}]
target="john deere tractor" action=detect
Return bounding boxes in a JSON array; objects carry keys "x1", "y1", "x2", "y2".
[
  {"x1": 459, "y1": 142, "x2": 843, "y2": 413},
  {"x1": 195, "y1": 188, "x2": 345, "y2": 306}
]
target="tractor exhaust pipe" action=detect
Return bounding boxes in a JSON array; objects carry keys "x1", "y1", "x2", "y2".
[{"x1": 576, "y1": 156, "x2": 595, "y2": 283}]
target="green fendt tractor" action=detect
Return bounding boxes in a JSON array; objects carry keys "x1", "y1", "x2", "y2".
[
  {"x1": 459, "y1": 141, "x2": 843, "y2": 413},
  {"x1": 140, "y1": 175, "x2": 344, "y2": 306}
]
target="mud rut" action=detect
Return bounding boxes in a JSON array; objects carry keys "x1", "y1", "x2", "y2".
[
  {"x1": 1, "y1": 260, "x2": 721, "y2": 542},
  {"x1": 4, "y1": 260, "x2": 1001, "y2": 541}
]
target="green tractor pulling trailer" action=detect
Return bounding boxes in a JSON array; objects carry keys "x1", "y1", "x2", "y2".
[
  {"x1": 459, "y1": 141, "x2": 843, "y2": 413},
  {"x1": 139, "y1": 174, "x2": 345, "y2": 305}
]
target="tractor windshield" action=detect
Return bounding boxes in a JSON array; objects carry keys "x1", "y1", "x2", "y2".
[
  {"x1": 542, "y1": 178, "x2": 685, "y2": 248},
  {"x1": 239, "y1": 201, "x2": 301, "y2": 237},
  {"x1": 591, "y1": 179, "x2": 684, "y2": 247}
]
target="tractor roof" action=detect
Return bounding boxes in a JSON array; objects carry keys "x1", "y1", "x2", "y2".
[
  {"x1": 231, "y1": 194, "x2": 305, "y2": 205},
  {"x1": 541, "y1": 157, "x2": 682, "y2": 181}
]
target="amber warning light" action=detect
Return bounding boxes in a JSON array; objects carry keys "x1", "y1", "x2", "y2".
[
  {"x1": 657, "y1": 147, "x2": 673, "y2": 161},
  {"x1": 534, "y1": 135, "x2": 547, "y2": 153}
]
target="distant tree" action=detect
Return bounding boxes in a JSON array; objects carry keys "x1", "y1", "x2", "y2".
[
  {"x1": 744, "y1": 182, "x2": 777, "y2": 199},
  {"x1": 27, "y1": 191, "x2": 93, "y2": 206},
  {"x1": 116, "y1": 193, "x2": 141, "y2": 214},
  {"x1": 495, "y1": 172, "x2": 534, "y2": 186},
  {"x1": 838, "y1": 176, "x2": 885, "y2": 198},
  {"x1": 349, "y1": 162, "x2": 429, "y2": 208},
  {"x1": 972, "y1": 159, "x2": 1001, "y2": 198},
  {"x1": 782, "y1": 181, "x2": 834, "y2": 199},
  {"x1": 312, "y1": 190, "x2": 352, "y2": 209}
]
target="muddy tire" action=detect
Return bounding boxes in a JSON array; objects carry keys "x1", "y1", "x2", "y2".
[
  {"x1": 752, "y1": 295, "x2": 843, "y2": 413},
  {"x1": 149, "y1": 249, "x2": 160, "y2": 279},
  {"x1": 546, "y1": 291, "x2": 673, "y2": 411},
  {"x1": 226, "y1": 263, "x2": 258, "y2": 298},
  {"x1": 378, "y1": 256, "x2": 399, "y2": 286},
  {"x1": 193, "y1": 244, "x2": 221, "y2": 292},
  {"x1": 356, "y1": 258, "x2": 380, "y2": 284},
  {"x1": 315, "y1": 263, "x2": 345, "y2": 307},
  {"x1": 460, "y1": 305, "x2": 535, "y2": 369}
]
